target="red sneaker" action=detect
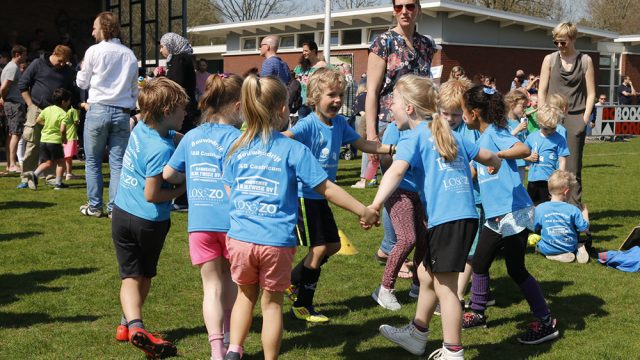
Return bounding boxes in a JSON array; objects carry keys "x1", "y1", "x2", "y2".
[
  {"x1": 115, "y1": 325, "x2": 129, "y2": 341},
  {"x1": 129, "y1": 327, "x2": 177, "y2": 358}
]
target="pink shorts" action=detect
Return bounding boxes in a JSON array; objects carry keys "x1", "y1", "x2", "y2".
[
  {"x1": 227, "y1": 237, "x2": 295, "y2": 292},
  {"x1": 63, "y1": 140, "x2": 78, "y2": 158},
  {"x1": 189, "y1": 231, "x2": 229, "y2": 265}
]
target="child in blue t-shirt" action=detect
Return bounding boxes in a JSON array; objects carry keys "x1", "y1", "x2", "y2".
[
  {"x1": 535, "y1": 170, "x2": 590, "y2": 263},
  {"x1": 222, "y1": 75, "x2": 378, "y2": 360},
  {"x1": 461, "y1": 85, "x2": 560, "y2": 346},
  {"x1": 163, "y1": 74, "x2": 243, "y2": 360},
  {"x1": 524, "y1": 104, "x2": 570, "y2": 206},
  {"x1": 369, "y1": 75, "x2": 501, "y2": 359},
  {"x1": 111, "y1": 78, "x2": 188, "y2": 359},
  {"x1": 505, "y1": 89, "x2": 529, "y2": 181},
  {"x1": 282, "y1": 68, "x2": 391, "y2": 322}
]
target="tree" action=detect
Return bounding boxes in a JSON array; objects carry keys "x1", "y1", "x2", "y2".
[
  {"x1": 213, "y1": 0, "x2": 293, "y2": 22},
  {"x1": 582, "y1": 0, "x2": 640, "y2": 34},
  {"x1": 456, "y1": 0, "x2": 565, "y2": 20},
  {"x1": 332, "y1": 0, "x2": 383, "y2": 9}
]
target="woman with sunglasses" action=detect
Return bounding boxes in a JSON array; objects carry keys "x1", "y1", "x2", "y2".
[
  {"x1": 537, "y1": 22, "x2": 595, "y2": 210},
  {"x1": 293, "y1": 41, "x2": 327, "y2": 119},
  {"x1": 365, "y1": 0, "x2": 437, "y2": 296}
]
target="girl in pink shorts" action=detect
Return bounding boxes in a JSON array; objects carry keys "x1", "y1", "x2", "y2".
[
  {"x1": 221, "y1": 75, "x2": 378, "y2": 360},
  {"x1": 163, "y1": 73, "x2": 244, "y2": 360},
  {"x1": 63, "y1": 107, "x2": 80, "y2": 180}
]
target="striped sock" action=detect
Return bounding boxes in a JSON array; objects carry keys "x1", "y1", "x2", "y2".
[{"x1": 127, "y1": 319, "x2": 144, "y2": 329}]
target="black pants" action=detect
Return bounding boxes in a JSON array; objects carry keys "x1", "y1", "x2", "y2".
[{"x1": 472, "y1": 226, "x2": 530, "y2": 284}]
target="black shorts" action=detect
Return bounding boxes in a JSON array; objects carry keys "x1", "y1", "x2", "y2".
[
  {"x1": 4, "y1": 101, "x2": 26, "y2": 135},
  {"x1": 111, "y1": 205, "x2": 171, "y2": 279},
  {"x1": 295, "y1": 198, "x2": 340, "y2": 247},
  {"x1": 38, "y1": 142, "x2": 64, "y2": 162},
  {"x1": 423, "y1": 218, "x2": 478, "y2": 273},
  {"x1": 527, "y1": 180, "x2": 550, "y2": 206}
]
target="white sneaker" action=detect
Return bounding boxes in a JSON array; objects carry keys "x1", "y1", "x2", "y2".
[
  {"x1": 428, "y1": 346, "x2": 464, "y2": 360},
  {"x1": 379, "y1": 322, "x2": 428, "y2": 355},
  {"x1": 576, "y1": 244, "x2": 589, "y2": 263},
  {"x1": 372, "y1": 285, "x2": 401, "y2": 311},
  {"x1": 545, "y1": 252, "x2": 575, "y2": 263}
]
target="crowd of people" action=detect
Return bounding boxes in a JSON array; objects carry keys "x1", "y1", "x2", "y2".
[{"x1": 0, "y1": 1, "x2": 632, "y2": 359}]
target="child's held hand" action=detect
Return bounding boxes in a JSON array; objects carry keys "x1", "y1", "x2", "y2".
[
  {"x1": 360, "y1": 205, "x2": 380, "y2": 229},
  {"x1": 529, "y1": 152, "x2": 539, "y2": 163}
]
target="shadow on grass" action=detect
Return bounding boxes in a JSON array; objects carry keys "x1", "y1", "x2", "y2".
[
  {"x1": 583, "y1": 163, "x2": 619, "y2": 169},
  {"x1": 0, "y1": 267, "x2": 97, "y2": 307},
  {"x1": 165, "y1": 325, "x2": 207, "y2": 342},
  {"x1": 0, "y1": 201, "x2": 56, "y2": 210},
  {"x1": 0, "y1": 231, "x2": 44, "y2": 242},
  {"x1": 0, "y1": 312, "x2": 99, "y2": 328},
  {"x1": 489, "y1": 279, "x2": 573, "y2": 312},
  {"x1": 590, "y1": 210, "x2": 640, "y2": 220}
]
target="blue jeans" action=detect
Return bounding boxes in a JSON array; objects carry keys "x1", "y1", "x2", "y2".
[
  {"x1": 379, "y1": 207, "x2": 398, "y2": 255},
  {"x1": 84, "y1": 103, "x2": 130, "y2": 212}
]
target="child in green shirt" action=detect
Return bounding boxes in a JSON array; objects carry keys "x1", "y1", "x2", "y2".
[{"x1": 64, "y1": 107, "x2": 80, "y2": 180}]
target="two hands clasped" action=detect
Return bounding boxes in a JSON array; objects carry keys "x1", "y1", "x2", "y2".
[{"x1": 359, "y1": 205, "x2": 382, "y2": 230}]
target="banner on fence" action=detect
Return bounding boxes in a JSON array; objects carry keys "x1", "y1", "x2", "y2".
[{"x1": 593, "y1": 105, "x2": 640, "y2": 136}]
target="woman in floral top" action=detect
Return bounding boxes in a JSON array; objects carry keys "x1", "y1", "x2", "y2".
[
  {"x1": 365, "y1": 0, "x2": 436, "y2": 143},
  {"x1": 294, "y1": 41, "x2": 327, "y2": 118}
]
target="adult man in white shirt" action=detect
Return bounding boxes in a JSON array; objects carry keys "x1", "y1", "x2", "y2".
[{"x1": 76, "y1": 11, "x2": 138, "y2": 218}]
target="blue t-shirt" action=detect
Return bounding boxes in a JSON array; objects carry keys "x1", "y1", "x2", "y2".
[
  {"x1": 381, "y1": 122, "x2": 418, "y2": 193},
  {"x1": 394, "y1": 125, "x2": 480, "y2": 228},
  {"x1": 524, "y1": 130, "x2": 570, "y2": 182},
  {"x1": 223, "y1": 132, "x2": 328, "y2": 247},
  {"x1": 115, "y1": 123, "x2": 176, "y2": 221},
  {"x1": 475, "y1": 124, "x2": 533, "y2": 219},
  {"x1": 557, "y1": 124, "x2": 567, "y2": 139},
  {"x1": 260, "y1": 56, "x2": 291, "y2": 85},
  {"x1": 507, "y1": 119, "x2": 528, "y2": 167},
  {"x1": 452, "y1": 122, "x2": 482, "y2": 205},
  {"x1": 535, "y1": 201, "x2": 589, "y2": 255},
  {"x1": 290, "y1": 112, "x2": 360, "y2": 199},
  {"x1": 167, "y1": 123, "x2": 241, "y2": 232}
]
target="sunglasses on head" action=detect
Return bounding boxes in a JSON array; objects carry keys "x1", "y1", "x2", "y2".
[
  {"x1": 553, "y1": 40, "x2": 567, "y2": 46},
  {"x1": 393, "y1": 3, "x2": 417, "y2": 12}
]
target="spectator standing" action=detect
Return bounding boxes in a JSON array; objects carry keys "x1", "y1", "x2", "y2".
[
  {"x1": 510, "y1": 69, "x2": 528, "y2": 90},
  {"x1": 195, "y1": 58, "x2": 211, "y2": 100},
  {"x1": 259, "y1": 35, "x2": 291, "y2": 85},
  {"x1": 617, "y1": 75, "x2": 636, "y2": 105},
  {"x1": 340, "y1": 63, "x2": 355, "y2": 118},
  {"x1": 294, "y1": 41, "x2": 327, "y2": 118},
  {"x1": 76, "y1": 12, "x2": 138, "y2": 217},
  {"x1": 538, "y1": 22, "x2": 596, "y2": 207},
  {"x1": 17, "y1": 44, "x2": 76, "y2": 188},
  {"x1": 1, "y1": 45, "x2": 28, "y2": 173}
]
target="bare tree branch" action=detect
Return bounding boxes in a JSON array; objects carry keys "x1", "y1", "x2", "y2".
[{"x1": 213, "y1": 0, "x2": 293, "y2": 22}]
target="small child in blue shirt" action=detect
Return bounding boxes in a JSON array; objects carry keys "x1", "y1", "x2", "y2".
[
  {"x1": 282, "y1": 67, "x2": 390, "y2": 322},
  {"x1": 111, "y1": 77, "x2": 188, "y2": 358},
  {"x1": 534, "y1": 170, "x2": 590, "y2": 263},
  {"x1": 222, "y1": 75, "x2": 378, "y2": 360},
  {"x1": 505, "y1": 89, "x2": 529, "y2": 182},
  {"x1": 524, "y1": 104, "x2": 570, "y2": 206},
  {"x1": 163, "y1": 73, "x2": 243, "y2": 360}
]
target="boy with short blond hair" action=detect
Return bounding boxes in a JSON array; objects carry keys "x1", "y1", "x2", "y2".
[
  {"x1": 111, "y1": 77, "x2": 187, "y2": 358},
  {"x1": 534, "y1": 170, "x2": 590, "y2": 263}
]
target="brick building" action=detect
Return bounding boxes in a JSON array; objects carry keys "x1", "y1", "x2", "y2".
[{"x1": 189, "y1": 0, "x2": 640, "y2": 103}]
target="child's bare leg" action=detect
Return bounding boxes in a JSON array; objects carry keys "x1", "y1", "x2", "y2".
[
  {"x1": 413, "y1": 263, "x2": 437, "y2": 328},
  {"x1": 229, "y1": 284, "x2": 259, "y2": 349},
  {"x1": 34, "y1": 160, "x2": 52, "y2": 174},
  {"x1": 120, "y1": 276, "x2": 152, "y2": 323},
  {"x1": 434, "y1": 272, "x2": 462, "y2": 344},
  {"x1": 260, "y1": 290, "x2": 284, "y2": 360},
  {"x1": 457, "y1": 261, "x2": 472, "y2": 300},
  {"x1": 201, "y1": 259, "x2": 225, "y2": 344},
  {"x1": 65, "y1": 157, "x2": 73, "y2": 175},
  {"x1": 55, "y1": 159, "x2": 64, "y2": 180},
  {"x1": 222, "y1": 259, "x2": 237, "y2": 332}
]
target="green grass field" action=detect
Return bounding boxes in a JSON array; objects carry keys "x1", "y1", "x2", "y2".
[{"x1": 1, "y1": 138, "x2": 639, "y2": 359}]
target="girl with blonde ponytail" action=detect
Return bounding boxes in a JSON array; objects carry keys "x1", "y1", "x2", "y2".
[
  {"x1": 368, "y1": 74, "x2": 501, "y2": 359},
  {"x1": 221, "y1": 75, "x2": 379, "y2": 360}
]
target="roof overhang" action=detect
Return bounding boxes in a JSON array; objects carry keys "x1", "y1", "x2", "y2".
[
  {"x1": 188, "y1": 0, "x2": 617, "y2": 42},
  {"x1": 615, "y1": 35, "x2": 640, "y2": 46}
]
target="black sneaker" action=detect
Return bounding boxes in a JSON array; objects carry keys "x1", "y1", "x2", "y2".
[
  {"x1": 223, "y1": 351, "x2": 242, "y2": 360},
  {"x1": 517, "y1": 318, "x2": 560, "y2": 345},
  {"x1": 462, "y1": 312, "x2": 487, "y2": 330},
  {"x1": 54, "y1": 183, "x2": 69, "y2": 190}
]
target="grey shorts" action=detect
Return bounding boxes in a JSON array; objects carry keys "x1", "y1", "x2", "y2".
[{"x1": 4, "y1": 101, "x2": 26, "y2": 135}]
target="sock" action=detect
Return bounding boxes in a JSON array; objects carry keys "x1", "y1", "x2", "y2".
[
  {"x1": 223, "y1": 309, "x2": 232, "y2": 335},
  {"x1": 209, "y1": 333, "x2": 225, "y2": 359},
  {"x1": 290, "y1": 258, "x2": 306, "y2": 286},
  {"x1": 293, "y1": 265, "x2": 321, "y2": 308},
  {"x1": 470, "y1": 272, "x2": 490, "y2": 313},
  {"x1": 412, "y1": 320, "x2": 428, "y2": 333},
  {"x1": 518, "y1": 275, "x2": 550, "y2": 320},
  {"x1": 55, "y1": 176, "x2": 62, "y2": 185},
  {"x1": 127, "y1": 319, "x2": 144, "y2": 329},
  {"x1": 34, "y1": 169, "x2": 42, "y2": 177},
  {"x1": 444, "y1": 342, "x2": 463, "y2": 352},
  {"x1": 120, "y1": 314, "x2": 128, "y2": 326},
  {"x1": 227, "y1": 344, "x2": 243, "y2": 358}
]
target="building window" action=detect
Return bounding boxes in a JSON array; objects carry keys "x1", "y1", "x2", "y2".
[
  {"x1": 242, "y1": 38, "x2": 257, "y2": 51},
  {"x1": 280, "y1": 35, "x2": 294, "y2": 49},
  {"x1": 298, "y1": 33, "x2": 315, "y2": 47},
  {"x1": 320, "y1": 31, "x2": 339, "y2": 46},
  {"x1": 342, "y1": 29, "x2": 361, "y2": 45},
  {"x1": 368, "y1": 27, "x2": 387, "y2": 43}
]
